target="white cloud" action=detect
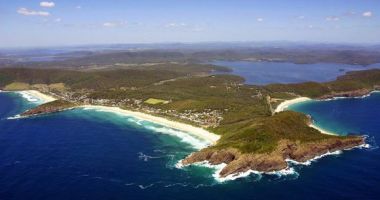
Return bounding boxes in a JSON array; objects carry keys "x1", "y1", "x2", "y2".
[
  {"x1": 103, "y1": 21, "x2": 127, "y2": 28},
  {"x1": 17, "y1": 8, "x2": 50, "y2": 16},
  {"x1": 297, "y1": 16, "x2": 305, "y2": 20},
  {"x1": 326, "y1": 16, "x2": 340, "y2": 21},
  {"x1": 256, "y1": 18, "x2": 264, "y2": 22},
  {"x1": 164, "y1": 22, "x2": 205, "y2": 32},
  {"x1": 55, "y1": 18, "x2": 61, "y2": 22},
  {"x1": 165, "y1": 22, "x2": 187, "y2": 28},
  {"x1": 76, "y1": 5, "x2": 82, "y2": 9},
  {"x1": 362, "y1": 11, "x2": 373, "y2": 17},
  {"x1": 103, "y1": 22, "x2": 117, "y2": 27},
  {"x1": 40, "y1": 2, "x2": 55, "y2": 8}
]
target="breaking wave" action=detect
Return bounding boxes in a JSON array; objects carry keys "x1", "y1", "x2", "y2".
[
  {"x1": 82, "y1": 107, "x2": 211, "y2": 150},
  {"x1": 16, "y1": 91, "x2": 40, "y2": 103}
]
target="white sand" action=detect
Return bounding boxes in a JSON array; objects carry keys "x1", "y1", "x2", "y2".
[
  {"x1": 309, "y1": 124, "x2": 337, "y2": 136},
  {"x1": 274, "y1": 97, "x2": 311, "y2": 113},
  {"x1": 22, "y1": 90, "x2": 56, "y2": 103},
  {"x1": 274, "y1": 97, "x2": 339, "y2": 135},
  {"x1": 11, "y1": 90, "x2": 220, "y2": 145},
  {"x1": 81, "y1": 105, "x2": 221, "y2": 144}
]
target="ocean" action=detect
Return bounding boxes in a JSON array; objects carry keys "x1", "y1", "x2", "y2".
[{"x1": 0, "y1": 91, "x2": 379, "y2": 200}]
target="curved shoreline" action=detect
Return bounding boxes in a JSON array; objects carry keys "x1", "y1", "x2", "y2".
[
  {"x1": 80, "y1": 105, "x2": 221, "y2": 146},
  {"x1": 274, "y1": 97, "x2": 311, "y2": 113},
  {"x1": 9, "y1": 90, "x2": 371, "y2": 182},
  {"x1": 275, "y1": 90, "x2": 380, "y2": 136},
  {"x1": 24, "y1": 90, "x2": 57, "y2": 103},
  {"x1": 7, "y1": 90, "x2": 220, "y2": 148},
  {"x1": 2, "y1": 90, "x2": 57, "y2": 103},
  {"x1": 273, "y1": 96, "x2": 338, "y2": 135}
]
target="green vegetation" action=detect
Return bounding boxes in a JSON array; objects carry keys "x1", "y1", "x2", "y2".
[
  {"x1": 6, "y1": 47, "x2": 379, "y2": 68},
  {"x1": 40, "y1": 99, "x2": 76, "y2": 108},
  {"x1": 4, "y1": 82, "x2": 30, "y2": 90},
  {"x1": 21, "y1": 100, "x2": 77, "y2": 116},
  {"x1": 265, "y1": 69, "x2": 380, "y2": 98},
  {"x1": 0, "y1": 64, "x2": 228, "y2": 90},
  {"x1": 213, "y1": 111, "x2": 336, "y2": 153},
  {"x1": 144, "y1": 98, "x2": 169, "y2": 105},
  {"x1": 2, "y1": 66, "x2": 379, "y2": 154}
]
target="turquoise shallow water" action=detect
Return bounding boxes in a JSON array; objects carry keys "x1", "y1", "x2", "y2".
[
  {"x1": 288, "y1": 92, "x2": 380, "y2": 137},
  {"x1": 0, "y1": 92, "x2": 379, "y2": 200}
]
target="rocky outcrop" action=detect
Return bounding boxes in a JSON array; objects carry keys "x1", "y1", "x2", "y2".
[
  {"x1": 182, "y1": 137, "x2": 365, "y2": 178},
  {"x1": 21, "y1": 100, "x2": 76, "y2": 117},
  {"x1": 318, "y1": 89, "x2": 372, "y2": 99},
  {"x1": 287, "y1": 138, "x2": 364, "y2": 162}
]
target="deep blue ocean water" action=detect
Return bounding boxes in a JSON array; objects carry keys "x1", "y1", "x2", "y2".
[
  {"x1": 211, "y1": 61, "x2": 380, "y2": 85},
  {"x1": 0, "y1": 92, "x2": 379, "y2": 200}
]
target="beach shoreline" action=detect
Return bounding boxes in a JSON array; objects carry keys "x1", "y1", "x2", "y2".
[
  {"x1": 25, "y1": 90, "x2": 57, "y2": 103},
  {"x1": 13, "y1": 90, "x2": 57, "y2": 103},
  {"x1": 274, "y1": 97, "x2": 311, "y2": 113},
  {"x1": 7, "y1": 89, "x2": 371, "y2": 182},
  {"x1": 274, "y1": 91, "x2": 380, "y2": 136},
  {"x1": 80, "y1": 105, "x2": 221, "y2": 145},
  {"x1": 274, "y1": 97, "x2": 339, "y2": 135},
  {"x1": 9, "y1": 90, "x2": 220, "y2": 147}
]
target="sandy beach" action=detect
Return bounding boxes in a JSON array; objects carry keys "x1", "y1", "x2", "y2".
[
  {"x1": 274, "y1": 97, "x2": 311, "y2": 113},
  {"x1": 13, "y1": 89, "x2": 221, "y2": 145},
  {"x1": 19, "y1": 90, "x2": 57, "y2": 103},
  {"x1": 275, "y1": 97, "x2": 339, "y2": 135},
  {"x1": 81, "y1": 105, "x2": 221, "y2": 144},
  {"x1": 309, "y1": 124, "x2": 337, "y2": 136}
]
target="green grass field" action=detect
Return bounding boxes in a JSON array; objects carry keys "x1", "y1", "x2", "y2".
[
  {"x1": 4, "y1": 82, "x2": 30, "y2": 90},
  {"x1": 144, "y1": 98, "x2": 169, "y2": 105}
]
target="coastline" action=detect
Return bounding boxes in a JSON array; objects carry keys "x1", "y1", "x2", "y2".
[
  {"x1": 9, "y1": 90, "x2": 220, "y2": 148},
  {"x1": 275, "y1": 91, "x2": 380, "y2": 136},
  {"x1": 80, "y1": 105, "x2": 221, "y2": 146},
  {"x1": 25, "y1": 90, "x2": 57, "y2": 103},
  {"x1": 16, "y1": 90, "x2": 57, "y2": 103},
  {"x1": 11, "y1": 89, "x2": 371, "y2": 182},
  {"x1": 274, "y1": 97, "x2": 311, "y2": 113},
  {"x1": 275, "y1": 97, "x2": 341, "y2": 136}
]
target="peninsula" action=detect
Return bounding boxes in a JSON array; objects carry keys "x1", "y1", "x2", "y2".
[{"x1": 2, "y1": 65, "x2": 379, "y2": 179}]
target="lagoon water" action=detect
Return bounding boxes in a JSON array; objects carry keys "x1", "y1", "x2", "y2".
[
  {"x1": 211, "y1": 61, "x2": 380, "y2": 85},
  {"x1": 0, "y1": 92, "x2": 379, "y2": 200}
]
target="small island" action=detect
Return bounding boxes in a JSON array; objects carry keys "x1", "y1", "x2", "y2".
[{"x1": 2, "y1": 66, "x2": 379, "y2": 179}]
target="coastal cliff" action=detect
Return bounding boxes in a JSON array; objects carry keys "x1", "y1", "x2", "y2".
[
  {"x1": 181, "y1": 110, "x2": 366, "y2": 178},
  {"x1": 318, "y1": 89, "x2": 373, "y2": 99},
  {"x1": 182, "y1": 136, "x2": 364, "y2": 178}
]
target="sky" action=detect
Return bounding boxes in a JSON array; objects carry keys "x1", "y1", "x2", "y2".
[{"x1": 0, "y1": 0, "x2": 379, "y2": 48}]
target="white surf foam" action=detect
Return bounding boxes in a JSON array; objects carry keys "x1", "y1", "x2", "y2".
[
  {"x1": 145, "y1": 125, "x2": 209, "y2": 150},
  {"x1": 138, "y1": 184, "x2": 154, "y2": 190},
  {"x1": 16, "y1": 91, "x2": 40, "y2": 102},
  {"x1": 181, "y1": 160, "x2": 297, "y2": 182},
  {"x1": 6, "y1": 114, "x2": 23, "y2": 120},
  {"x1": 137, "y1": 152, "x2": 163, "y2": 162},
  {"x1": 286, "y1": 150, "x2": 342, "y2": 166},
  {"x1": 82, "y1": 107, "x2": 211, "y2": 150},
  {"x1": 318, "y1": 90, "x2": 380, "y2": 102}
]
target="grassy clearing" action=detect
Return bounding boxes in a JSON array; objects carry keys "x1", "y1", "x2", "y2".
[
  {"x1": 144, "y1": 98, "x2": 169, "y2": 105},
  {"x1": 4, "y1": 82, "x2": 30, "y2": 90}
]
